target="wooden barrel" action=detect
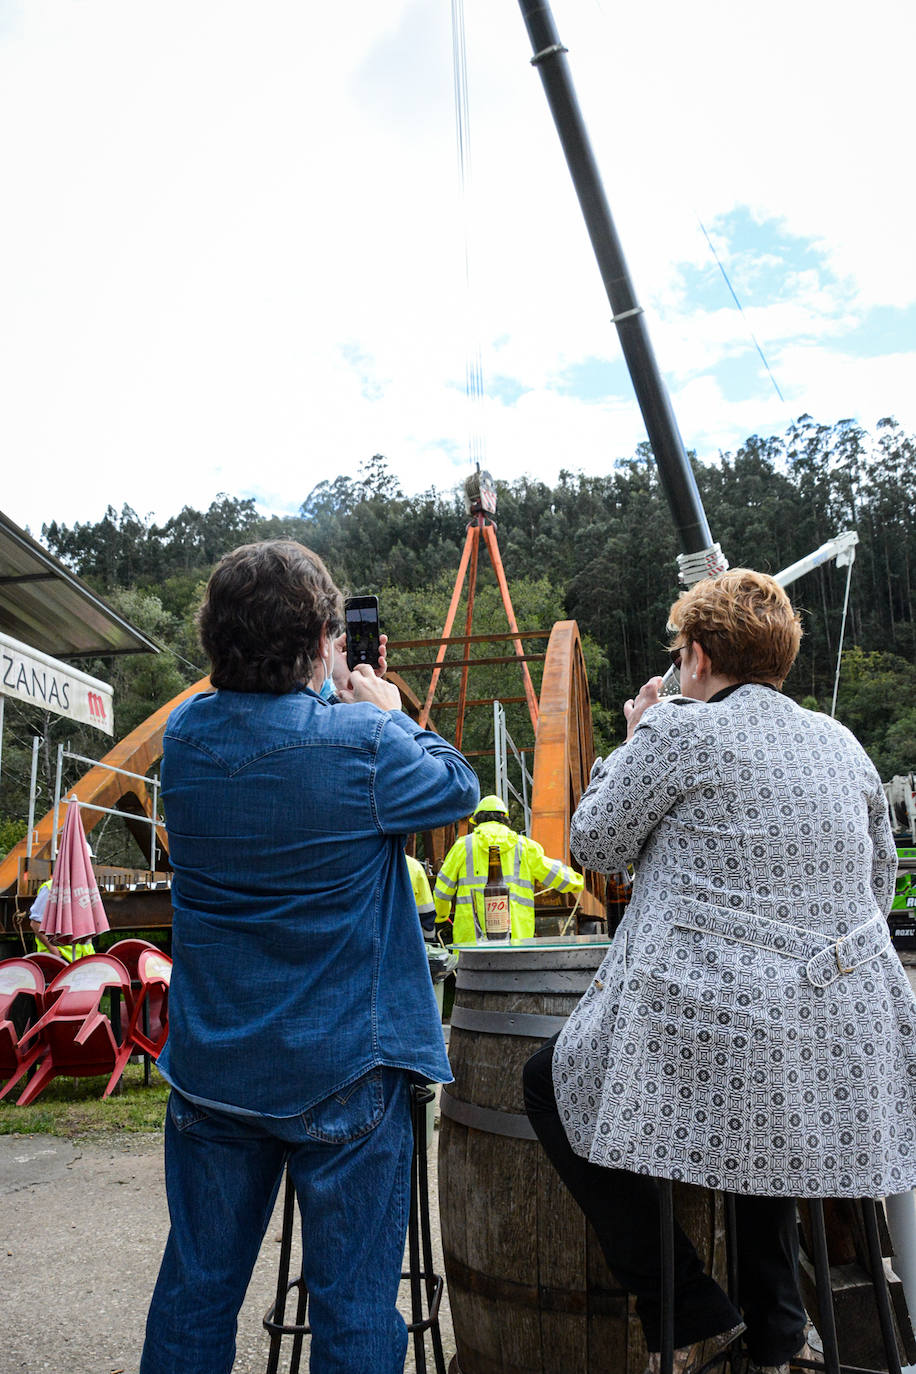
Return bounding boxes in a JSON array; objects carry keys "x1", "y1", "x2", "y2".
[{"x1": 439, "y1": 938, "x2": 725, "y2": 1374}]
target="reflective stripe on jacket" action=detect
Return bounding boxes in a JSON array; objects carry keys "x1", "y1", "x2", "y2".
[
  {"x1": 406, "y1": 854, "x2": 436, "y2": 932},
  {"x1": 31, "y1": 879, "x2": 94, "y2": 962},
  {"x1": 433, "y1": 820, "x2": 583, "y2": 943}
]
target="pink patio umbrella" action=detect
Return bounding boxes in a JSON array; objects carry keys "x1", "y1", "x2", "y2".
[{"x1": 40, "y1": 801, "x2": 110, "y2": 946}]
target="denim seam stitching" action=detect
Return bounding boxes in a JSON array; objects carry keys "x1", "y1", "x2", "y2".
[
  {"x1": 225, "y1": 741, "x2": 373, "y2": 776},
  {"x1": 367, "y1": 711, "x2": 387, "y2": 834},
  {"x1": 162, "y1": 734, "x2": 230, "y2": 772},
  {"x1": 302, "y1": 1069, "x2": 385, "y2": 1143},
  {"x1": 166, "y1": 734, "x2": 375, "y2": 777},
  {"x1": 169, "y1": 1094, "x2": 209, "y2": 1132},
  {"x1": 370, "y1": 878, "x2": 382, "y2": 1055}
]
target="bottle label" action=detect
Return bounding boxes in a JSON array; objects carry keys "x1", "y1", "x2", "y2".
[{"x1": 484, "y1": 893, "x2": 510, "y2": 937}]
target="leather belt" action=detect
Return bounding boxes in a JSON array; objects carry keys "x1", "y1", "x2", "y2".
[{"x1": 673, "y1": 907, "x2": 891, "y2": 988}]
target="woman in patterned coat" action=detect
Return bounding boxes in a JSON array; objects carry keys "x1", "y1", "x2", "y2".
[{"x1": 523, "y1": 569, "x2": 916, "y2": 1374}]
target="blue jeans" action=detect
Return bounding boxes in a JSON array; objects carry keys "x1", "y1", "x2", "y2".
[{"x1": 140, "y1": 1067, "x2": 413, "y2": 1374}]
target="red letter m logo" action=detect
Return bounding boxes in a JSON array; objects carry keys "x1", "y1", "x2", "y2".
[{"x1": 87, "y1": 691, "x2": 107, "y2": 720}]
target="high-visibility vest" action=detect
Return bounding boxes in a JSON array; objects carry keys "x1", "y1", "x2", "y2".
[
  {"x1": 433, "y1": 821, "x2": 583, "y2": 943},
  {"x1": 406, "y1": 855, "x2": 436, "y2": 933},
  {"x1": 30, "y1": 880, "x2": 95, "y2": 963}
]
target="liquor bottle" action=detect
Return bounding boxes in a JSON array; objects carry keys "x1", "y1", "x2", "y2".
[{"x1": 482, "y1": 845, "x2": 511, "y2": 941}]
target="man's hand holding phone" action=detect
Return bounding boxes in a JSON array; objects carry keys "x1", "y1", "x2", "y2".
[
  {"x1": 332, "y1": 631, "x2": 388, "y2": 688},
  {"x1": 339, "y1": 662, "x2": 401, "y2": 711},
  {"x1": 332, "y1": 595, "x2": 399, "y2": 709},
  {"x1": 332, "y1": 631, "x2": 400, "y2": 709},
  {"x1": 344, "y1": 595, "x2": 381, "y2": 671}
]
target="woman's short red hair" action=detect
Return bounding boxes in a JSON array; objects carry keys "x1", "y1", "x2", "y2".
[{"x1": 668, "y1": 568, "x2": 802, "y2": 686}]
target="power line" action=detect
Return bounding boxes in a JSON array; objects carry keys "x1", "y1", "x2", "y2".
[
  {"x1": 450, "y1": 0, "x2": 487, "y2": 468},
  {"x1": 697, "y1": 217, "x2": 785, "y2": 405}
]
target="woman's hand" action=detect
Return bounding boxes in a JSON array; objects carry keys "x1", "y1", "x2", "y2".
[
  {"x1": 331, "y1": 632, "x2": 388, "y2": 693},
  {"x1": 338, "y1": 663, "x2": 401, "y2": 711},
  {"x1": 623, "y1": 676, "x2": 664, "y2": 740}
]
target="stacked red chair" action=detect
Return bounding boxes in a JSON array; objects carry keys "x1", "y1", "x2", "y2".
[
  {"x1": 102, "y1": 945, "x2": 172, "y2": 1099},
  {"x1": 22, "y1": 951, "x2": 69, "y2": 985},
  {"x1": 106, "y1": 940, "x2": 169, "y2": 1043},
  {"x1": 0, "y1": 959, "x2": 47, "y2": 1099},
  {"x1": 10, "y1": 954, "x2": 131, "y2": 1106}
]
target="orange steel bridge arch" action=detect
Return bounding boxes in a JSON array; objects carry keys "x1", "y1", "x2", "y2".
[
  {"x1": 0, "y1": 672, "x2": 449, "y2": 895},
  {"x1": 529, "y1": 620, "x2": 604, "y2": 921},
  {"x1": 3, "y1": 632, "x2": 607, "y2": 924},
  {"x1": 0, "y1": 677, "x2": 210, "y2": 897}
]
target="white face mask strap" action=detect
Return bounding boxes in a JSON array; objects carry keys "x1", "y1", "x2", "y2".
[{"x1": 316, "y1": 634, "x2": 335, "y2": 699}]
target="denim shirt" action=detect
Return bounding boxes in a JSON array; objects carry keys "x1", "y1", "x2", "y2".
[{"x1": 156, "y1": 687, "x2": 479, "y2": 1117}]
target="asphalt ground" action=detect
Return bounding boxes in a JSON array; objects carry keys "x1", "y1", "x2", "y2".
[{"x1": 0, "y1": 1122, "x2": 455, "y2": 1374}]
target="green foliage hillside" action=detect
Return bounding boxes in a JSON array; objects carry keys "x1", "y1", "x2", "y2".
[{"x1": 3, "y1": 414, "x2": 914, "y2": 857}]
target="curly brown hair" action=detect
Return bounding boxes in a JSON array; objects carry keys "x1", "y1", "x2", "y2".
[
  {"x1": 667, "y1": 568, "x2": 802, "y2": 686},
  {"x1": 198, "y1": 541, "x2": 342, "y2": 693}
]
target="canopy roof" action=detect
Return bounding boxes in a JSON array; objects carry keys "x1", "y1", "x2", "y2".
[{"x1": 0, "y1": 511, "x2": 159, "y2": 659}]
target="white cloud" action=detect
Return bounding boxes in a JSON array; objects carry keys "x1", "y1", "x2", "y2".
[{"x1": 0, "y1": 0, "x2": 913, "y2": 535}]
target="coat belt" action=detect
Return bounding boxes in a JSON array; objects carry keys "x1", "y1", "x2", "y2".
[{"x1": 672, "y1": 907, "x2": 891, "y2": 988}]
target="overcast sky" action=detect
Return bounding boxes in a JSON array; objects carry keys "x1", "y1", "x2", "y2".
[{"x1": 1, "y1": 0, "x2": 914, "y2": 536}]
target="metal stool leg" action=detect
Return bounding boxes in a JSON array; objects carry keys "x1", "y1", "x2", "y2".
[
  {"x1": 289, "y1": 1274, "x2": 308, "y2": 1374},
  {"x1": 265, "y1": 1169, "x2": 297, "y2": 1374},
  {"x1": 860, "y1": 1199, "x2": 902, "y2": 1374},
  {"x1": 801, "y1": 1198, "x2": 906, "y2": 1374},
  {"x1": 405, "y1": 1084, "x2": 446, "y2": 1374},
  {"x1": 721, "y1": 1192, "x2": 744, "y2": 1374},
  {"x1": 415, "y1": 1093, "x2": 447, "y2": 1374},
  {"x1": 659, "y1": 1178, "x2": 676, "y2": 1374},
  {"x1": 263, "y1": 1086, "x2": 446, "y2": 1374},
  {"x1": 809, "y1": 1200, "x2": 842, "y2": 1374},
  {"x1": 724, "y1": 1192, "x2": 740, "y2": 1311},
  {"x1": 654, "y1": 1188, "x2": 901, "y2": 1374},
  {"x1": 408, "y1": 1097, "x2": 426, "y2": 1374}
]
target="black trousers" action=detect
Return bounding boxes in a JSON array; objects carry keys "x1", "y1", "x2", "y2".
[{"x1": 523, "y1": 1038, "x2": 807, "y2": 1363}]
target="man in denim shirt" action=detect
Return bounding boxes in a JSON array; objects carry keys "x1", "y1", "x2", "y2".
[{"x1": 139, "y1": 541, "x2": 479, "y2": 1374}]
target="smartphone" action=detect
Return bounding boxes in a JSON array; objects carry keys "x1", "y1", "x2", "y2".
[{"x1": 344, "y1": 595, "x2": 381, "y2": 672}]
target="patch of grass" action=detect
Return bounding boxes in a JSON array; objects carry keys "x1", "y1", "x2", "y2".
[{"x1": 0, "y1": 1060, "x2": 169, "y2": 1138}]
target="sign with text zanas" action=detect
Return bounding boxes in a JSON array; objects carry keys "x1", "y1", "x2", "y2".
[{"x1": 0, "y1": 631, "x2": 113, "y2": 735}]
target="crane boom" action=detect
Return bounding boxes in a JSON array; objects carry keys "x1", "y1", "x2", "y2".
[
  {"x1": 773, "y1": 531, "x2": 858, "y2": 589},
  {"x1": 659, "y1": 531, "x2": 859, "y2": 695},
  {"x1": 515, "y1": 0, "x2": 718, "y2": 565}
]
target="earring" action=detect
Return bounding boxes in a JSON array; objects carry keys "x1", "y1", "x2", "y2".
[{"x1": 691, "y1": 673, "x2": 697, "y2": 680}]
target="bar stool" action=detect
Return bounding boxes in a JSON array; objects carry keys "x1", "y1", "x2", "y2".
[
  {"x1": 658, "y1": 1183, "x2": 904, "y2": 1374},
  {"x1": 263, "y1": 1082, "x2": 446, "y2": 1374}
]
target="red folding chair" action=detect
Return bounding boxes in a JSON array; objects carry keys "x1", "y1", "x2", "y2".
[
  {"x1": 105, "y1": 939, "x2": 160, "y2": 977},
  {"x1": 105, "y1": 939, "x2": 163, "y2": 1022},
  {"x1": 22, "y1": 951, "x2": 69, "y2": 989},
  {"x1": 0, "y1": 959, "x2": 46, "y2": 1099},
  {"x1": 102, "y1": 947, "x2": 172, "y2": 1099},
  {"x1": 105, "y1": 939, "x2": 169, "y2": 1072},
  {"x1": 13, "y1": 954, "x2": 131, "y2": 1107}
]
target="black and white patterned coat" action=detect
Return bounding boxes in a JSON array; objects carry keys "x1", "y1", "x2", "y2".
[{"x1": 554, "y1": 684, "x2": 916, "y2": 1198}]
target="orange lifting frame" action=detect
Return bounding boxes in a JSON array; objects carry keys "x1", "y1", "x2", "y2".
[{"x1": 415, "y1": 515, "x2": 540, "y2": 750}]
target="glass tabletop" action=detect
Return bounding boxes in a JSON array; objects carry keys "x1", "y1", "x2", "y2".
[{"x1": 450, "y1": 934, "x2": 613, "y2": 951}]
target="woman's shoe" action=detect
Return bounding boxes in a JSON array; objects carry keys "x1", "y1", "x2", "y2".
[
  {"x1": 645, "y1": 1321, "x2": 747, "y2": 1374},
  {"x1": 747, "y1": 1341, "x2": 818, "y2": 1374},
  {"x1": 745, "y1": 1337, "x2": 818, "y2": 1374}
]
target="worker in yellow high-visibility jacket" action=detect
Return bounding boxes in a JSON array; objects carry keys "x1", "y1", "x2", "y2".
[
  {"x1": 433, "y1": 795, "x2": 584, "y2": 944},
  {"x1": 405, "y1": 854, "x2": 437, "y2": 940},
  {"x1": 29, "y1": 879, "x2": 95, "y2": 963}
]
